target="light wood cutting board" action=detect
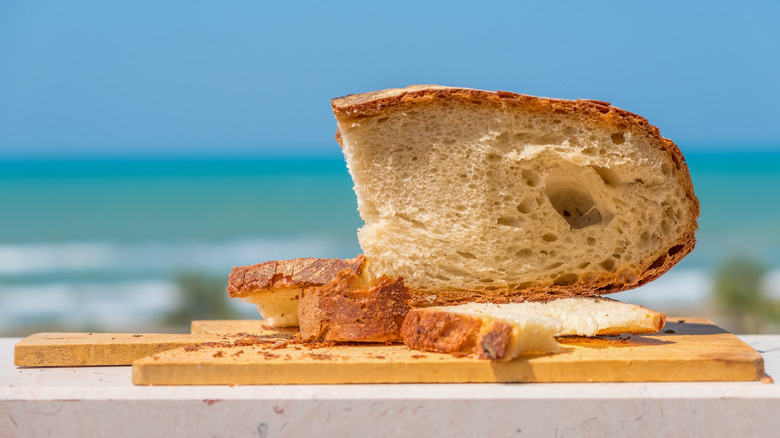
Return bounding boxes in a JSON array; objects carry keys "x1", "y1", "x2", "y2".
[
  {"x1": 131, "y1": 318, "x2": 766, "y2": 385},
  {"x1": 14, "y1": 323, "x2": 294, "y2": 367}
]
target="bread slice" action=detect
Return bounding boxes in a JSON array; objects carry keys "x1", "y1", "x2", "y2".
[
  {"x1": 400, "y1": 297, "x2": 665, "y2": 359},
  {"x1": 401, "y1": 308, "x2": 562, "y2": 359},
  {"x1": 299, "y1": 269, "x2": 410, "y2": 342},
  {"x1": 227, "y1": 256, "x2": 366, "y2": 327},
  {"x1": 332, "y1": 85, "x2": 699, "y2": 305}
]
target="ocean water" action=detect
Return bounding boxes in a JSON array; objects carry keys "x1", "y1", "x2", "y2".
[{"x1": 1, "y1": 152, "x2": 779, "y2": 334}]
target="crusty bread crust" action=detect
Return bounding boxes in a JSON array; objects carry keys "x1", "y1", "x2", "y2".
[
  {"x1": 401, "y1": 309, "x2": 513, "y2": 359},
  {"x1": 332, "y1": 85, "x2": 700, "y2": 303},
  {"x1": 226, "y1": 255, "x2": 366, "y2": 299},
  {"x1": 299, "y1": 269, "x2": 410, "y2": 342}
]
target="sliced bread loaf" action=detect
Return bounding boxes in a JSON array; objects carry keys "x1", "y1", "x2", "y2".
[
  {"x1": 400, "y1": 298, "x2": 665, "y2": 359},
  {"x1": 332, "y1": 85, "x2": 699, "y2": 305},
  {"x1": 227, "y1": 256, "x2": 366, "y2": 327}
]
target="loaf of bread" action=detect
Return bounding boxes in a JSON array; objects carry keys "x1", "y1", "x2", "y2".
[
  {"x1": 299, "y1": 269, "x2": 410, "y2": 342},
  {"x1": 332, "y1": 86, "x2": 699, "y2": 305},
  {"x1": 227, "y1": 256, "x2": 366, "y2": 327},
  {"x1": 401, "y1": 298, "x2": 665, "y2": 359}
]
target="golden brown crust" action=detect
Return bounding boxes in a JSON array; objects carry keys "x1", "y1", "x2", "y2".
[
  {"x1": 400, "y1": 308, "x2": 512, "y2": 359},
  {"x1": 332, "y1": 85, "x2": 700, "y2": 302},
  {"x1": 226, "y1": 255, "x2": 366, "y2": 299},
  {"x1": 299, "y1": 269, "x2": 410, "y2": 343}
]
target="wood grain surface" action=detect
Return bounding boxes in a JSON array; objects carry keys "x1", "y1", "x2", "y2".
[{"x1": 131, "y1": 318, "x2": 766, "y2": 385}]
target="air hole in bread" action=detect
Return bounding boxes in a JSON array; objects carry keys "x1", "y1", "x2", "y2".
[
  {"x1": 376, "y1": 117, "x2": 390, "y2": 123},
  {"x1": 516, "y1": 197, "x2": 536, "y2": 214},
  {"x1": 668, "y1": 244, "x2": 685, "y2": 256},
  {"x1": 542, "y1": 233, "x2": 558, "y2": 242},
  {"x1": 546, "y1": 262, "x2": 563, "y2": 270},
  {"x1": 611, "y1": 132, "x2": 625, "y2": 145},
  {"x1": 600, "y1": 259, "x2": 615, "y2": 271},
  {"x1": 578, "y1": 261, "x2": 591, "y2": 269},
  {"x1": 554, "y1": 273, "x2": 579, "y2": 286},
  {"x1": 444, "y1": 139, "x2": 456, "y2": 145},
  {"x1": 649, "y1": 254, "x2": 667, "y2": 269},
  {"x1": 521, "y1": 169, "x2": 540, "y2": 187},
  {"x1": 442, "y1": 265, "x2": 469, "y2": 277},
  {"x1": 456, "y1": 251, "x2": 478, "y2": 260},
  {"x1": 546, "y1": 187, "x2": 603, "y2": 229},
  {"x1": 586, "y1": 237, "x2": 597, "y2": 246},
  {"x1": 591, "y1": 166, "x2": 620, "y2": 186},
  {"x1": 395, "y1": 213, "x2": 427, "y2": 229},
  {"x1": 516, "y1": 248, "x2": 533, "y2": 258},
  {"x1": 497, "y1": 217, "x2": 523, "y2": 228}
]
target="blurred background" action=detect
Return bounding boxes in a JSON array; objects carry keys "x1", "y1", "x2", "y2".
[{"x1": 1, "y1": 1, "x2": 779, "y2": 335}]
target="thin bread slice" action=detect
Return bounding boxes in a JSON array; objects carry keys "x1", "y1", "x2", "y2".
[
  {"x1": 332, "y1": 86, "x2": 699, "y2": 306},
  {"x1": 227, "y1": 255, "x2": 366, "y2": 327},
  {"x1": 401, "y1": 309, "x2": 562, "y2": 359},
  {"x1": 400, "y1": 297, "x2": 665, "y2": 360}
]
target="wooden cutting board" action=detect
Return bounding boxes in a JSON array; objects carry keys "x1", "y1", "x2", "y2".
[
  {"x1": 131, "y1": 318, "x2": 766, "y2": 385},
  {"x1": 14, "y1": 323, "x2": 294, "y2": 367}
]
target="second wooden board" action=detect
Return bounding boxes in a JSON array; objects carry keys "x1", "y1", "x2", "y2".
[{"x1": 132, "y1": 319, "x2": 765, "y2": 385}]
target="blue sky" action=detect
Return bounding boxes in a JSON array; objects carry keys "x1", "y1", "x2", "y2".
[{"x1": 1, "y1": 1, "x2": 779, "y2": 157}]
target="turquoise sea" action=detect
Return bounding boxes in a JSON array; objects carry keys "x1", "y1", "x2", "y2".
[{"x1": 1, "y1": 152, "x2": 779, "y2": 334}]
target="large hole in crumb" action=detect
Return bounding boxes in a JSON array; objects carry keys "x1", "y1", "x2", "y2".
[
  {"x1": 611, "y1": 132, "x2": 625, "y2": 144},
  {"x1": 546, "y1": 187, "x2": 603, "y2": 229},
  {"x1": 497, "y1": 217, "x2": 523, "y2": 228},
  {"x1": 554, "y1": 273, "x2": 579, "y2": 286}
]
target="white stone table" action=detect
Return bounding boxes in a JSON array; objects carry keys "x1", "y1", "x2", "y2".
[{"x1": 2, "y1": 336, "x2": 780, "y2": 437}]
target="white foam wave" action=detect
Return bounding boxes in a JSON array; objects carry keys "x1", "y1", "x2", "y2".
[
  {"x1": 0, "y1": 237, "x2": 352, "y2": 276},
  {"x1": 0, "y1": 243, "x2": 116, "y2": 274},
  {"x1": 0, "y1": 280, "x2": 180, "y2": 332}
]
